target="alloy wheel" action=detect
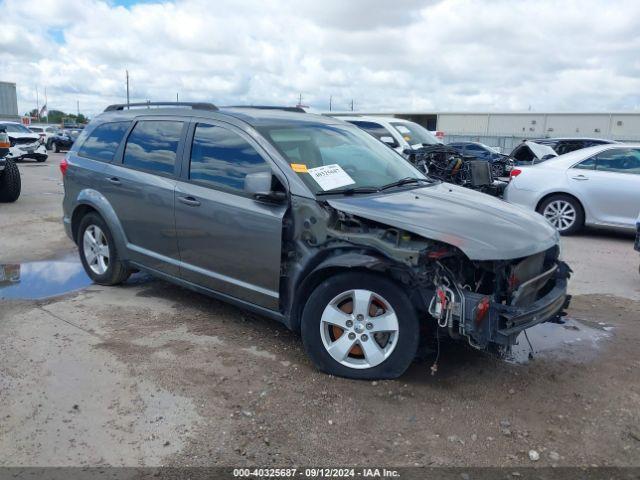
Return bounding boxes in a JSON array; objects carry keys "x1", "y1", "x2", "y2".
[
  {"x1": 543, "y1": 200, "x2": 576, "y2": 232},
  {"x1": 83, "y1": 225, "x2": 110, "y2": 275},
  {"x1": 320, "y1": 289, "x2": 399, "y2": 369}
]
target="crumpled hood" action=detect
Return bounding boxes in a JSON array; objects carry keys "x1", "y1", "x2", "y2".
[{"x1": 327, "y1": 183, "x2": 559, "y2": 260}]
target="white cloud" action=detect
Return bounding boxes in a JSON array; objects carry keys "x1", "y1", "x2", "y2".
[{"x1": 1, "y1": 0, "x2": 639, "y2": 118}]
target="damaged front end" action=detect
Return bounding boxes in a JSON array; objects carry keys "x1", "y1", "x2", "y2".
[
  {"x1": 285, "y1": 197, "x2": 571, "y2": 351},
  {"x1": 424, "y1": 246, "x2": 571, "y2": 349}
]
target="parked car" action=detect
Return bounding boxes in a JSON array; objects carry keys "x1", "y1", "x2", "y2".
[
  {"x1": 342, "y1": 116, "x2": 500, "y2": 194},
  {"x1": 0, "y1": 121, "x2": 48, "y2": 162},
  {"x1": 510, "y1": 138, "x2": 617, "y2": 166},
  {"x1": 339, "y1": 115, "x2": 441, "y2": 156},
  {"x1": 505, "y1": 144, "x2": 640, "y2": 235},
  {"x1": 48, "y1": 125, "x2": 85, "y2": 152},
  {"x1": 62, "y1": 102, "x2": 570, "y2": 379},
  {"x1": 0, "y1": 127, "x2": 21, "y2": 202},
  {"x1": 447, "y1": 141, "x2": 512, "y2": 178},
  {"x1": 29, "y1": 124, "x2": 60, "y2": 149}
]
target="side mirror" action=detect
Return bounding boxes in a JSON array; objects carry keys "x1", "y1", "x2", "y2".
[
  {"x1": 380, "y1": 136, "x2": 396, "y2": 146},
  {"x1": 244, "y1": 171, "x2": 287, "y2": 204}
]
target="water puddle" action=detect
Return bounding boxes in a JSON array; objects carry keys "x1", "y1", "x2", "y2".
[
  {"x1": 502, "y1": 317, "x2": 612, "y2": 364},
  {"x1": 0, "y1": 254, "x2": 92, "y2": 300}
]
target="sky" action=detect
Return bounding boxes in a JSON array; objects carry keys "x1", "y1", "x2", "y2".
[{"x1": 1, "y1": 0, "x2": 640, "y2": 118}]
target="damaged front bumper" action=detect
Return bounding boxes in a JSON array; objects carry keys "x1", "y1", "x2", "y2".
[{"x1": 432, "y1": 261, "x2": 571, "y2": 349}]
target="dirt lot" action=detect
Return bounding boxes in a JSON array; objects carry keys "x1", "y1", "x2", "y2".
[{"x1": 1, "y1": 154, "x2": 639, "y2": 467}]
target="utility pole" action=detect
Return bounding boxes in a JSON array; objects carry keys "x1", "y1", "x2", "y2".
[
  {"x1": 44, "y1": 88, "x2": 48, "y2": 124},
  {"x1": 298, "y1": 93, "x2": 303, "y2": 107},
  {"x1": 329, "y1": 95, "x2": 332, "y2": 111},
  {"x1": 350, "y1": 99, "x2": 354, "y2": 111},
  {"x1": 176, "y1": 93, "x2": 179, "y2": 102},
  {"x1": 77, "y1": 100, "x2": 80, "y2": 119},
  {"x1": 126, "y1": 70, "x2": 130, "y2": 109},
  {"x1": 36, "y1": 86, "x2": 39, "y2": 120}
]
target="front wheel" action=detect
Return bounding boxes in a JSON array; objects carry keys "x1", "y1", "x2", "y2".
[
  {"x1": 301, "y1": 272, "x2": 420, "y2": 379},
  {"x1": 77, "y1": 212, "x2": 131, "y2": 285}
]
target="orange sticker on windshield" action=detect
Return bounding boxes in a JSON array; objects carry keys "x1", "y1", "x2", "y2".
[{"x1": 290, "y1": 163, "x2": 308, "y2": 173}]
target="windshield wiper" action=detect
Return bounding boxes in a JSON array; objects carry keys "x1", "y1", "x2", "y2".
[
  {"x1": 316, "y1": 186, "x2": 379, "y2": 196},
  {"x1": 379, "y1": 177, "x2": 431, "y2": 191}
]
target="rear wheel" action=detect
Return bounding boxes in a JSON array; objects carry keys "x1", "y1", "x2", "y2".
[
  {"x1": 537, "y1": 194, "x2": 584, "y2": 235},
  {"x1": 0, "y1": 159, "x2": 21, "y2": 202},
  {"x1": 77, "y1": 212, "x2": 131, "y2": 285},
  {"x1": 301, "y1": 272, "x2": 419, "y2": 379},
  {"x1": 52, "y1": 141, "x2": 60, "y2": 153}
]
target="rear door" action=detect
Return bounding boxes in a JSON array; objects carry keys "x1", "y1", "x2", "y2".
[
  {"x1": 568, "y1": 147, "x2": 640, "y2": 227},
  {"x1": 102, "y1": 118, "x2": 188, "y2": 275},
  {"x1": 174, "y1": 120, "x2": 287, "y2": 310}
]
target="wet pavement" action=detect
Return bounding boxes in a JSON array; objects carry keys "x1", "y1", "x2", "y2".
[
  {"x1": 505, "y1": 317, "x2": 612, "y2": 364},
  {"x1": 0, "y1": 254, "x2": 92, "y2": 300}
]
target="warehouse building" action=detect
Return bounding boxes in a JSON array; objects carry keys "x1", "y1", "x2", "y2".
[
  {"x1": 0, "y1": 81, "x2": 19, "y2": 122},
  {"x1": 332, "y1": 111, "x2": 640, "y2": 152}
]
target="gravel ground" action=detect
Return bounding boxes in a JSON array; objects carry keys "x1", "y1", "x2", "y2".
[{"x1": 1, "y1": 154, "x2": 639, "y2": 467}]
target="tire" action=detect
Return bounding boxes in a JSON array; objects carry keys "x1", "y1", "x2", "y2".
[
  {"x1": 77, "y1": 212, "x2": 131, "y2": 285},
  {"x1": 52, "y1": 142, "x2": 60, "y2": 153},
  {"x1": 36, "y1": 155, "x2": 47, "y2": 163},
  {"x1": 0, "y1": 159, "x2": 21, "y2": 203},
  {"x1": 46, "y1": 140, "x2": 52, "y2": 151},
  {"x1": 537, "y1": 194, "x2": 584, "y2": 235},
  {"x1": 301, "y1": 272, "x2": 420, "y2": 379}
]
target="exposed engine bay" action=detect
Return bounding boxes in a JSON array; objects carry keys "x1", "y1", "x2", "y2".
[
  {"x1": 403, "y1": 144, "x2": 509, "y2": 196},
  {"x1": 283, "y1": 197, "x2": 571, "y2": 351}
]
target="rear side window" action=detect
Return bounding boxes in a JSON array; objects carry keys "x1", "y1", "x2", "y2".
[
  {"x1": 595, "y1": 148, "x2": 640, "y2": 175},
  {"x1": 189, "y1": 124, "x2": 269, "y2": 193},
  {"x1": 77, "y1": 122, "x2": 130, "y2": 162},
  {"x1": 123, "y1": 120, "x2": 183, "y2": 174}
]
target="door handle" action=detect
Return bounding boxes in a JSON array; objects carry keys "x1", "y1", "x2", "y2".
[
  {"x1": 571, "y1": 175, "x2": 589, "y2": 181},
  {"x1": 106, "y1": 176, "x2": 121, "y2": 185},
  {"x1": 178, "y1": 195, "x2": 201, "y2": 207}
]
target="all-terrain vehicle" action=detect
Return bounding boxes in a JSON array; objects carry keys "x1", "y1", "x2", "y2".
[
  {"x1": 0, "y1": 128, "x2": 21, "y2": 203},
  {"x1": 62, "y1": 102, "x2": 570, "y2": 379}
]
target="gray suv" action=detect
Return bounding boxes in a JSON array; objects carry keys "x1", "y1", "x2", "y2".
[{"x1": 62, "y1": 102, "x2": 570, "y2": 379}]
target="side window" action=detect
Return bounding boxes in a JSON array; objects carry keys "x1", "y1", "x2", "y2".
[
  {"x1": 348, "y1": 121, "x2": 398, "y2": 147},
  {"x1": 574, "y1": 157, "x2": 596, "y2": 170},
  {"x1": 189, "y1": 124, "x2": 270, "y2": 193},
  {"x1": 123, "y1": 120, "x2": 183, "y2": 174},
  {"x1": 77, "y1": 122, "x2": 130, "y2": 162},
  {"x1": 595, "y1": 149, "x2": 640, "y2": 175}
]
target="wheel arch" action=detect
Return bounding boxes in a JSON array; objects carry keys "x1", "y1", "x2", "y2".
[
  {"x1": 536, "y1": 191, "x2": 587, "y2": 218},
  {"x1": 71, "y1": 190, "x2": 128, "y2": 255},
  {"x1": 287, "y1": 250, "x2": 413, "y2": 332}
]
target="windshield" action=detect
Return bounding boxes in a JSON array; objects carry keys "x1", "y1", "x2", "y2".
[
  {"x1": 258, "y1": 123, "x2": 427, "y2": 194},
  {"x1": 390, "y1": 121, "x2": 440, "y2": 148}
]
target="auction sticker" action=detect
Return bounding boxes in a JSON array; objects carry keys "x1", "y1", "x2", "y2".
[{"x1": 307, "y1": 164, "x2": 355, "y2": 191}]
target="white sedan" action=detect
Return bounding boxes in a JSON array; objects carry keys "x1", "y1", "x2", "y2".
[{"x1": 504, "y1": 144, "x2": 640, "y2": 235}]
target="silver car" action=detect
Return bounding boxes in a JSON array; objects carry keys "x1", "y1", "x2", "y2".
[
  {"x1": 61, "y1": 102, "x2": 570, "y2": 379},
  {"x1": 505, "y1": 144, "x2": 640, "y2": 234}
]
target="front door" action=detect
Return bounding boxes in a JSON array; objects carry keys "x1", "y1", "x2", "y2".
[
  {"x1": 569, "y1": 147, "x2": 640, "y2": 227},
  {"x1": 103, "y1": 119, "x2": 187, "y2": 275},
  {"x1": 175, "y1": 121, "x2": 287, "y2": 310}
]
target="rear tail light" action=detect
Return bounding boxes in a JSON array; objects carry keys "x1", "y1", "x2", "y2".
[
  {"x1": 60, "y1": 156, "x2": 69, "y2": 176},
  {"x1": 0, "y1": 132, "x2": 9, "y2": 149},
  {"x1": 475, "y1": 297, "x2": 490, "y2": 325},
  {"x1": 510, "y1": 168, "x2": 522, "y2": 178}
]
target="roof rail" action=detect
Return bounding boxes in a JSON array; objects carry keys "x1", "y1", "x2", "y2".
[
  {"x1": 224, "y1": 105, "x2": 306, "y2": 113},
  {"x1": 104, "y1": 102, "x2": 218, "y2": 112}
]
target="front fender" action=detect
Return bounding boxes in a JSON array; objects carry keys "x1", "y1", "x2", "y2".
[
  {"x1": 288, "y1": 249, "x2": 408, "y2": 331},
  {"x1": 72, "y1": 189, "x2": 129, "y2": 257}
]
